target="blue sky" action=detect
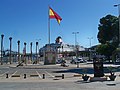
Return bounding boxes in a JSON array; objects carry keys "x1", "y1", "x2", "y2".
[{"x1": 0, "y1": 0, "x2": 119, "y2": 53}]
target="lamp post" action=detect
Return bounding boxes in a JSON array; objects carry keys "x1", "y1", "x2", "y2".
[
  {"x1": 114, "y1": 4, "x2": 120, "y2": 47},
  {"x1": 1, "y1": 34, "x2": 4, "y2": 65},
  {"x1": 88, "y1": 37, "x2": 93, "y2": 60},
  {"x1": 9, "y1": 37, "x2": 12, "y2": 64},
  {"x1": 72, "y1": 32, "x2": 79, "y2": 58}
]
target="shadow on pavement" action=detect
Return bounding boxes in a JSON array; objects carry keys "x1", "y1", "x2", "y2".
[
  {"x1": 74, "y1": 80, "x2": 91, "y2": 84},
  {"x1": 53, "y1": 67, "x2": 120, "y2": 74}
]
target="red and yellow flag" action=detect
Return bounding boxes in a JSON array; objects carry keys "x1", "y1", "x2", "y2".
[{"x1": 49, "y1": 7, "x2": 62, "y2": 24}]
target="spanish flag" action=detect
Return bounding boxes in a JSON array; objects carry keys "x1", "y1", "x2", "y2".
[{"x1": 49, "y1": 7, "x2": 62, "y2": 25}]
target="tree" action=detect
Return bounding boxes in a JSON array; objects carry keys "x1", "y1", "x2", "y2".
[
  {"x1": 97, "y1": 14, "x2": 118, "y2": 46},
  {"x1": 96, "y1": 43, "x2": 116, "y2": 60},
  {"x1": 97, "y1": 15, "x2": 119, "y2": 60}
]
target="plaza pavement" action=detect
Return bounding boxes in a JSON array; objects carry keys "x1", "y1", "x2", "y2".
[
  {"x1": 0, "y1": 63, "x2": 120, "y2": 90},
  {"x1": 1, "y1": 62, "x2": 120, "y2": 81}
]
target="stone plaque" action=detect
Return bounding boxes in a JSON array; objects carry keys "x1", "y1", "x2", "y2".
[{"x1": 93, "y1": 57, "x2": 104, "y2": 77}]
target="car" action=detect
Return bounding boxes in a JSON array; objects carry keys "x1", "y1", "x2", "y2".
[
  {"x1": 70, "y1": 58, "x2": 85, "y2": 64},
  {"x1": 56, "y1": 59, "x2": 66, "y2": 64}
]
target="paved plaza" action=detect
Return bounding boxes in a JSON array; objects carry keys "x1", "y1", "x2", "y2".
[
  {"x1": 0, "y1": 63, "x2": 120, "y2": 90},
  {"x1": 1, "y1": 81, "x2": 120, "y2": 90}
]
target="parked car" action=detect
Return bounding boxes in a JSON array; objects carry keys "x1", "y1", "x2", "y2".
[
  {"x1": 56, "y1": 59, "x2": 66, "y2": 64},
  {"x1": 70, "y1": 58, "x2": 85, "y2": 64}
]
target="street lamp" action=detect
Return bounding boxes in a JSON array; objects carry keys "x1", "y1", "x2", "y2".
[
  {"x1": 88, "y1": 37, "x2": 93, "y2": 47},
  {"x1": 114, "y1": 4, "x2": 120, "y2": 47},
  {"x1": 72, "y1": 32, "x2": 79, "y2": 58},
  {"x1": 72, "y1": 32, "x2": 79, "y2": 46},
  {"x1": 88, "y1": 37, "x2": 93, "y2": 60},
  {"x1": 1, "y1": 34, "x2": 4, "y2": 65}
]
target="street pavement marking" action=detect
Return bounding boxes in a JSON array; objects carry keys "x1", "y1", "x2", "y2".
[
  {"x1": 9, "y1": 71, "x2": 18, "y2": 78},
  {"x1": 36, "y1": 71, "x2": 42, "y2": 79},
  {"x1": 0, "y1": 71, "x2": 9, "y2": 77},
  {"x1": 44, "y1": 71, "x2": 55, "y2": 78}
]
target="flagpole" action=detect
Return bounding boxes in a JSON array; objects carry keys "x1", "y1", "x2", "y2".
[{"x1": 48, "y1": 6, "x2": 50, "y2": 45}]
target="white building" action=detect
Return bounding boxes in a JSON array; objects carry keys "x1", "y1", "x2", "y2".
[
  {"x1": 40, "y1": 36, "x2": 85, "y2": 53},
  {"x1": 39, "y1": 36, "x2": 86, "y2": 60},
  {"x1": 39, "y1": 43, "x2": 85, "y2": 55}
]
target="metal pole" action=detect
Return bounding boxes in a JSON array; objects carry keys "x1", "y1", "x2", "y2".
[
  {"x1": 88, "y1": 37, "x2": 93, "y2": 60},
  {"x1": 114, "y1": 4, "x2": 120, "y2": 47},
  {"x1": 1, "y1": 34, "x2": 4, "y2": 65},
  {"x1": 118, "y1": 5, "x2": 120, "y2": 47},
  {"x1": 72, "y1": 32, "x2": 79, "y2": 58},
  {"x1": 48, "y1": 6, "x2": 50, "y2": 45}
]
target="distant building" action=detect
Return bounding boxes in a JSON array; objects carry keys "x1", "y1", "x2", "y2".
[{"x1": 39, "y1": 36, "x2": 85, "y2": 58}]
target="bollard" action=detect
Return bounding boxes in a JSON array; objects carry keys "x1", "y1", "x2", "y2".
[
  {"x1": 6, "y1": 73, "x2": 8, "y2": 78},
  {"x1": 62, "y1": 74, "x2": 64, "y2": 79},
  {"x1": 77, "y1": 62, "x2": 79, "y2": 68},
  {"x1": 24, "y1": 74, "x2": 26, "y2": 79},
  {"x1": 43, "y1": 74, "x2": 45, "y2": 79}
]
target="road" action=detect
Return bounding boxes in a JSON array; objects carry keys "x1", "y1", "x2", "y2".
[{"x1": 0, "y1": 80, "x2": 120, "y2": 90}]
